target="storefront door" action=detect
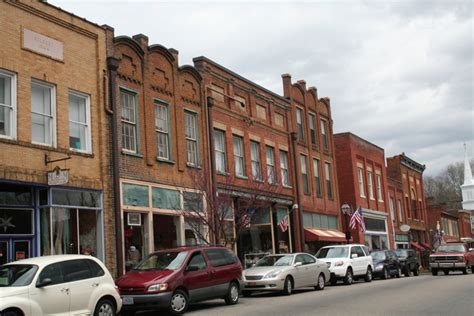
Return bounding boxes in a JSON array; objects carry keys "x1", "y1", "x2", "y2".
[{"x1": 0, "y1": 238, "x2": 31, "y2": 263}]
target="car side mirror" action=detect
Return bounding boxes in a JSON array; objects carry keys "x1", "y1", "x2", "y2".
[
  {"x1": 186, "y1": 265, "x2": 199, "y2": 272},
  {"x1": 351, "y1": 253, "x2": 358, "y2": 259},
  {"x1": 36, "y1": 278, "x2": 52, "y2": 288},
  {"x1": 294, "y1": 262, "x2": 303, "y2": 267}
]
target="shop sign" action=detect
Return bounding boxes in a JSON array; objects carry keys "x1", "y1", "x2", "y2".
[
  {"x1": 22, "y1": 28, "x2": 64, "y2": 61},
  {"x1": 15, "y1": 251, "x2": 25, "y2": 260},
  {"x1": 127, "y1": 213, "x2": 141, "y2": 226},
  {"x1": 48, "y1": 168, "x2": 69, "y2": 186}
]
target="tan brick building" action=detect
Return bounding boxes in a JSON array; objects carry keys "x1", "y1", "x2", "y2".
[{"x1": 0, "y1": 0, "x2": 116, "y2": 273}]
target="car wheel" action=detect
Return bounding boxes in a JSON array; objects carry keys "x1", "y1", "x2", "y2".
[
  {"x1": 396, "y1": 267, "x2": 401, "y2": 278},
  {"x1": 343, "y1": 268, "x2": 353, "y2": 285},
  {"x1": 242, "y1": 290, "x2": 252, "y2": 297},
  {"x1": 169, "y1": 289, "x2": 189, "y2": 315},
  {"x1": 381, "y1": 267, "x2": 389, "y2": 280},
  {"x1": 1, "y1": 310, "x2": 21, "y2": 316},
  {"x1": 282, "y1": 276, "x2": 293, "y2": 295},
  {"x1": 364, "y1": 267, "x2": 372, "y2": 282},
  {"x1": 413, "y1": 265, "x2": 419, "y2": 276},
  {"x1": 443, "y1": 269, "x2": 449, "y2": 275},
  {"x1": 403, "y1": 267, "x2": 410, "y2": 277},
  {"x1": 462, "y1": 266, "x2": 471, "y2": 275},
  {"x1": 224, "y1": 282, "x2": 240, "y2": 305},
  {"x1": 431, "y1": 269, "x2": 438, "y2": 276},
  {"x1": 315, "y1": 273, "x2": 325, "y2": 290},
  {"x1": 94, "y1": 298, "x2": 115, "y2": 316}
]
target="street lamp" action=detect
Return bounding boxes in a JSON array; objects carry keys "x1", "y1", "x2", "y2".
[{"x1": 341, "y1": 203, "x2": 352, "y2": 244}]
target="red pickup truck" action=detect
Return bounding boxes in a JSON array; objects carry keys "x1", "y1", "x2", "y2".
[{"x1": 429, "y1": 243, "x2": 474, "y2": 276}]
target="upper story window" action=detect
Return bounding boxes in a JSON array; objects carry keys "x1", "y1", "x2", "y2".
[
  {"x1": 68, "y1": 91, "x2": 91, "y2": 153},
  {"x1": 211, "y1": 84, "x2": 225, "y2": 103},
  {"x1": 0, "y1": 70, "x2": 16, "y2": 140},
  {"x1": 397, "y1": 199, "x2": 403, "y2": 222},
  {"x1": 155, "y1": 100, "x2": 170, "y2": 160},
  {"x1": 389, "y1": 197, "x2": 395, "y2": 222},
  {"x1": 250, "y1": 141, "x2": 262, "y2": 181},
  {"x1": 185, "y1": 110, "x2": 198, "y2": 166},
  {"x1": 410, "y1": 188, "x2": 418, "y2": 219},
  {"x1": 280, "y1": 150, "x2": 290, "y2": 187},
  {"x1": 274, "y1": 112, "x2": 284, "y2": 128},
  {"x1": 233, "y1": 135, "x2": 246, "y2": 177},
  {"x1": 309, "y1": 113, "x2": 317, "y2": 146},
  {"x1": 120, "y1": 89, "x2": 138, "y2": 153},
  {"x1": 296, "y1": 107, "x2": 304, "y2": 141},
  {"x1": 367, "y1": 170, "x2": 375, "y2": 200},
  {"x1": 266, "y1": 146, "x2": 276, "y2": 184},
  {"x1": 256, "y1": 104, "x2": 267, "y2": 120},
  {"x1": 376, "y1": 173, "x2": 383, "y2": 202},
  {"x1": 300, "y1": 155, "x2": 309, "y2": 194},
  {"x1": 31, "y1": 80, "x2": 55, "y2": 147},
  {"x1": 320, "y1": 119, "x2": 329, "y2": 150},
  {"x1": 313, "y1": 159, "x2": 322, "y2": 198},
  {"x1": 358, "y1": 167, "x2": 365, "y2": 198},
  {"x1": 214, "y1": 129, "x2": 227, "y2": 174},
  {"x1": 325, "y1": 162, "x2": 333, "y2": 199}
]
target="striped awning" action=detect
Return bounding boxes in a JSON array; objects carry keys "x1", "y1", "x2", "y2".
[{"x1": 304, "y1": 228, "x2": 346, "y2": 242}]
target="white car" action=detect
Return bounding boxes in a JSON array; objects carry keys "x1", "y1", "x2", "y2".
[
  {"x1": 0, "y1": 255, "x2": 122, "y2": 316},
  {"x1": 315, "y1": 244, "x2": 374, "y2": 285}
]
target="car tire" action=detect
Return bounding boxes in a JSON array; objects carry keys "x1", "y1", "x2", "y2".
[
  {"x1": 242, "y1": 290, "x2": 252, "y2": 297},
  {"x1": 343, "y1": 268, "x2": 353, "y2": 285},
  {"x1": 364, "y1": 267, "x2": 372, "y2": 282},
  {"x1": 396, "y1": 267, "x2": 401, "y2": 278},
  {"x1": 381, "y1": 267, "x2": 389, "y2": 280},
  {"x1": 1, "y1": 310, "x2": 21, "y2": 316},
  {"x1": 282, "y1": 276, "x2": 293, "y2": 295},
  {"x1": 403, "y1": 267, "x2": 410, "y2": 277},
  {"x1": 315, "y1": 273, "x2": 325, "y2": 290},
  {"x1": 443, "y1": 269, "x2": 449, "y2": 275},
  {"x1": 224, "y1": 282, "x2": 240, "y2": 305},
  {"x1": 462, "y1": 266, "x2": 471, "y2": 275},
  {"x1": 431, "y1": 269, "x2": 438, "y2": 276},
  {"x1": 94, "y1": 298, "x2": 116, "y2": 316},
  {"x1": 413, "y1": 265, "x2": 419, "y2": 276},
  {"x1": 169, "y1": 289, "x2": 189, "y2": 315}
]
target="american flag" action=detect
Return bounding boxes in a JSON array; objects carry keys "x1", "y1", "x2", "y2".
[
  {"x1": 278, "y1": 215, "x2": 289, "y2": 232},
  {"x1": 349, "y1": 207, "x2": 366, "y2": 232}
]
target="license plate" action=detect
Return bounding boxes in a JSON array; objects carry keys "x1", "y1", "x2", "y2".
[
  {"x1": 248, "y1": 282, "x2": 257, "y2": 286},
  {"x1": 122, "y1": 297, "x2": 134, "y2": 305}
]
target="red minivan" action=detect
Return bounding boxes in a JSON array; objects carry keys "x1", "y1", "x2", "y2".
[{"x1": 116, "y1": 246, "x2": 243, "y2": 315}]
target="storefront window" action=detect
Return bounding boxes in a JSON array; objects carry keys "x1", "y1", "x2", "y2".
[
  {"x1": 303, "y1": 212, "x2": 338, "y2": 230},
  {"x1": 152, "y1": 187, "x2": 180, "y2": 210},
  {"x1": 52, "y1": 208, "x2": 78, "y2": 255},
  {"x1": 122, "y1": 183, "x2": 149, "y2": 207},
  {"x1": 124, "y1": 212, "x2": 148, "y2": 271},
  {"x1": 0, "y1": 184, "x2": 32, "y2": 206},
  {"x1": 364, "y1": 217, "x2": 386, "y2": 232},
  {"x1": 78, "y1": 209, "x2": 98, "y2": 256},
  {"x1": 366, "y1": 235, "x2": 388, "y2": 251},
  {"x1": 0, "y1": 209, "x2": 33, "y2": 235},
  {"x1": 51, "y1": 189, "x2": 100, "y2": 208},
  {"x1": 40, "y1": 208, "x2": 50, "y2": 256},
  {"x1": 276, "y1": 208, "x2": 290, "y2": 253},
  {"x1": 152, "y1": 214, "x2": 177, "y2": 251},
  {"x1": 183, "y1": 192, "x2": 203, "y2": 213}
]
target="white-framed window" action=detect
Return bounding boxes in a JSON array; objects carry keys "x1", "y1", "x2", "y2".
[
  {"x1": 313, "y1": 159, "x2": 322, "y2": 197},
  {"x1": 358, "y1": 167, "x2": 365, "y2": 197},
  {"x1": 185, "y1": 110, "x2": 198, "y2": 166},
  {"x1": 250, "y1": 141, "x2": 262, "y2": 181},
  {"x1": 309, "y1": 113, "x2": 317, "y2": 145},
  {"x1": 68, "y1": 91, "x2": 91, "y2": 153},
  {"x1": 367, "y1": 170, "x2": 375, "y2": 200},
  {"x1": 31, "y1": 80, "x2": 55, "y2": 146},
  {"x1": 0, "y1": 70, "x2": 16, "y2": 139},
  {"x1": 280, "y1": 150, "x2": 290, "y2": 187},
  {"x1": 397, "y1": 199, "x2": 403, "y2": 222},
  {"x1": 120, "y1": 89, "x2": 138, "y2": 153},
  {"x1": 325, "y1": 162, "x2": 333, "y2": 199},
  {"x1": 266, "y1": 146, "x2": 276, "y2": 184},
  {"x1": 296, "y1": 107, "x2": 304, "y2": 141},
  {"x1": 389, "y1": 197, "x2": 395, "y2": 222},
  {"x1": 376, "y1": 173, "x2": 383, "y2": 202},
  {"x1": 233, "y1": 135, "x2": 246, "y2": 177},
  {"x1": 300, "y1": 155, "x2": 309, "y2": 194},
  {"x1": 320, "y1": 119, "x2": 329, "y2": 150},
  {"x1": 214, "y1": 129, "x2": 227, "y2": 173},
  {"x1": 155, "y1": 100, "x2": 170, "y2": 160}
]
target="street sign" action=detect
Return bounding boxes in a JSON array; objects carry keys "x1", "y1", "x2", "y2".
[{"x1": 48, "y1": 167, "x2": 69, "y2": 186}]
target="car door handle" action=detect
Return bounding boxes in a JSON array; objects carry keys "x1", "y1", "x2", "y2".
[{"x1": 92, "y1": 282, "x2": 99, "y2": 287}]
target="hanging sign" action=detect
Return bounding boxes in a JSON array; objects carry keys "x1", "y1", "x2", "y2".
[{"x1": 48, "y1": 167, "x2": 69, "y2": 186}]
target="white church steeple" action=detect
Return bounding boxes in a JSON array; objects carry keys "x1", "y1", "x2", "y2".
[{"x1": 461, "y1": 143, "x2": 474, "y2": 210}]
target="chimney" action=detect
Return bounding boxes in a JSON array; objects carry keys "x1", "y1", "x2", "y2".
[
  {"x1": 281, "y1": 73, "x2": 292, "y2": 98},
  {"x1": 132, "y1": 34, "x2": 149, "y2": 51},
  {"x1": 297, "y1": 80, "x2": 306, "y2": 91},
  {"x1": 169, "y1": 48, "x2": 179, "y2": 64},
  {"x1": 309, "y1": 86, "x2": 318, "y2": 100}
]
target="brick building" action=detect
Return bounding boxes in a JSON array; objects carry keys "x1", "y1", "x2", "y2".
[
  {"x1": 386, "y1": 154, "x2": 430, "y2": 252},
  {"x1": 334, "y1": 133, "x2": 394, "y2": 250},
  {"x1": 193, "y1": 57, "x2": 295, "y2": 267},
  {"x1": 106, "y1": 32, "x2": 209, "y2": 274},
  {"x1": 0, "y1": 0, "x2": 116, "y2": 272},
  {"x1": 426, "y1": 204, "x2": 461, "y2": 243},
  {"x1": 387, "y1": 177, "x2": 411, "y2": 248},
  {"x1": 281, "y1": 75, "x2": 344, "y2": 253}
]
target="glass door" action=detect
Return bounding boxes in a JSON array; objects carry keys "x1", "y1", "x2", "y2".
[{"x1": 0, "y1": 239, "x2": 31, "y2": 263}]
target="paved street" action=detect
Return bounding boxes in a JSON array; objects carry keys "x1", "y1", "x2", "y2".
[{"x1": 132, "y1": 273, "x2": 474, "y2": 316}]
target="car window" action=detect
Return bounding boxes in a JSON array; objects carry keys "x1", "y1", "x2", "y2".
[
  {"x1": 38, "y1": 262, "x2": 64, "y2": 286},
  {"x1": 303, "y1": 254, "x2": 316, "y2": 264},
  {"x1": 255, "y1": 255, "x2": 293, "y2": 267},
  {"x1": 204, "y1": 249, "x2": 237, "y2": 267},
  {"x1": 371, "y1": 252, "x2": 385, "y2": 260},
  {"x1": 134, "y1": 251, "x2": 188, "y2": 271},
  {"x1": 0, "y1": 264, "x2": 38, "y2": 287},
  {"x1": 62, "y1": 260, "x2": 93, "y2": 282},
  {"x1": 362, "y1": 246, "x2": 370, "y2": 256},
  {"x1": 187, "y1": 252, "x2": 207, "y2": 271},
  {"x1": 354, "y1": 246, "x2": 365, "y2": 257},
  {"x1": 295, "y1": 255, "x2": 304, "y2": 264},
  {"x1": 85, "y1": 259, "x2": 105, "y2": 277},
  {"x1": 316, "y1": 247, "x2": 349, "y2": 258}
]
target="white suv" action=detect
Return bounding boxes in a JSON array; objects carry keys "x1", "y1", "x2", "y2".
[
  {"x1": 315, "y1": 244, "x2": 374, "y2": 285},
  {"x1": 0, "y1": 255, "x2": 122, "y2": 316}
]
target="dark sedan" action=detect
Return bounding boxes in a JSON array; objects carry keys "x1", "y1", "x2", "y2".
[
  {"x1": 394, "y1": 249, "x2": 420, "y2": 277},
  {"x1": 370, "y1": 250, "x2": 401, "y2": 279}
]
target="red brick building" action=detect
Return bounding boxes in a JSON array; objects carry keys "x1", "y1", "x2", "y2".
[
  {"x1": 106, "y1": 32, "x2": 209, "y2": 274},
  {"x1": 281, "y1": 75, "x2": 344, "y2": 253},
  {"x1": 334, "y1": 133, "x2": 394, "y2": 250},
  {"x1": 387, "y1": 177, "x2": 411, "y2": 249}
]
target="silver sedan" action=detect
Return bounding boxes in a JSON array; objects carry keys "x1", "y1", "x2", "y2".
[{"x1": 242, "y1": 253, "x2": 330, "y2": 296}]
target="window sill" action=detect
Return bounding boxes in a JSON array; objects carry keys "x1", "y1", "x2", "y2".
[
  {"x1": 69, "y1": 148, "x2": 92, "y2": 155},
  {"x1": 122, "y1": 150, "x2": 143, "y2": 158},
  {"x1": 157, "y1": 157, "x2": 175, "y2": 164},
  {"x1": 186, "y1": 163, "x2": 201, "y2": 169},
  {"x1": 311, "y1": 144, "x2": 318, "y2": 151},
  {"x1": 360, "y1": 195, "x2": 366, "y2": 199},
  {"x1": 217, "y1": 171, "x2": 230, "y2": 176},
  {"x1": 253, "y1": 178, "x2": 264, "y2": 183},
  {"x1": 282, "y1": 184, "x2": 293, "y2": 189},
  {"x1": 236, "y1": 175, "x2": 248, "y2": 180}
]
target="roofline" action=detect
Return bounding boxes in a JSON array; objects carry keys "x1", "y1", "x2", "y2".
[
  {"x1": 388, "y1": 154, "x2": 426, "y2": 173},
  {"x1": 193, "y1": 56, "x2": 290, "y2": 105},
  {"x1": 334, "y1": 132, "x2": 385, "y2": 153}
]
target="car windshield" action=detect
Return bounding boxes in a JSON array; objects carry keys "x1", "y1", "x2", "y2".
[
  {"x1": 316, "y1": 247, "x2": 349, "y2": 259},
  {"x1": 436, "y1": 245, "x2": 465, "y2": 253},
  {"x1": 371, "y1": 252, "x2": 386, "y2": 260},
  {"x1": 394, "y1": 249, "x2": 408, "y2": 257},
  {"x1": 0, "y1": 264, "x2": 38, "y2": 287},
  {"x1": 255, "y1": 255, "x2": 293, "y2": 267},
  {"x1": 133, "y1": 251, "x2": 188, "y2": 271}
]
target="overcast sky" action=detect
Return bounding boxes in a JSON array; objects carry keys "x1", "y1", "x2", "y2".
[{"x1": 51, "y1": 0, "x2": 473, "y2": 176}]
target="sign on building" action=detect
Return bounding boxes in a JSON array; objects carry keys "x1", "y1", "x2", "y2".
[
  {"x1": 48, "y1": 168, "x2": 69, "y2": 186},
  {"x1": 23, "y1": 28, "x2": 64, "y2": 61}
]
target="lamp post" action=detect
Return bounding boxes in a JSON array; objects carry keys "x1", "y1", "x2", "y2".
[{"x1": 341, "y1": 203, "x2": 352, "y2": 244}]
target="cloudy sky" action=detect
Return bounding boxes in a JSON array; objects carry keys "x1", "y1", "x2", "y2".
[{"x1": 52, "y1": 0, "x2": 473, "y2": 176}]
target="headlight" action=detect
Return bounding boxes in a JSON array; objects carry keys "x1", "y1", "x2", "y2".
[
  {"x1": 148, "y1": 283, "x2": 168, "y2": 292},
  {"x1": 375, "y1": 264, "x2": 384, "y2": 271},
  {"x1": 263, "y1": 271, "x2": 280, "y2": 279},
  {"x1": 334, "y1": 261, "x2": 344, "y2": 267}
]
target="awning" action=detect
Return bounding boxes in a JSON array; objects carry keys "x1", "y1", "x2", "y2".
[
  {"x1": 304, "y1": 228, "x2": 347, "y2": 242},
  {"x1": 420, "y1": 242, "x2": 431, "y2": 250},
  {"x1": 410, "y1": 242, "x2": 424, "y2": 251}
]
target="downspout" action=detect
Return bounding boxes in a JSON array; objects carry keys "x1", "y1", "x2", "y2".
[
  {"x1": 290, "y1": 132, "x2": 305, "y2": 252},
  {"x1": 107, "y1": 56, "x2": 124, "y2": 276},
  {"x1": 206, "y1": 96, "x2": 219, "y2": 244}
]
